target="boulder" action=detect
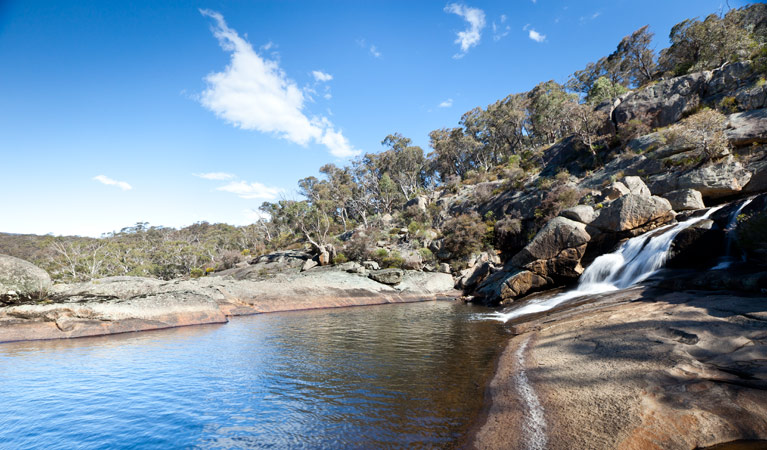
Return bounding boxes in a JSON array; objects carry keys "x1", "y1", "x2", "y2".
[
  {"x1": 439, "y1": 263, "x2": 451, "y2": 274},
  {"x1": 362, "y1": 260, "x2": 380, "y2": 271},
  {"x1": 368, "y1": 268, "x2": 404, "y2": 285},
  {"x1": 404, "y1": 195, "x2": 428, "y2": 212},
  {"x1": 663, "y1": 189, "x2": 706, "y2": 211},
  {"x1": 591, "y1": 194, "x2": 674, "y2": 232},
  {"x1": 602, "y1": 182, "x2": 630, "y2": 201},
  {"x1": 0, "y1": 255, "x2": 52, "y2": 302},
  {"x1": 560, "y1": 205, "x2": 596, "y2": 224},
  {"x1": 622, "y1": 176, "x2": 651, "y2": 197},
  {"x1": 614, "y1": 71, "x2": 711, "y2": 129},
  {"x1": 744, "y1": 160, "x2": 767, "y2": 194},
  {"x1": 705, "y1": 61, "x2": 754, "y2": 98},
  {"x1": 456, "y1": 262, "x2": 494, "y2": 291},
  {"x1": 474, "y1": 269, "x2": 549, "y2": 305},
  {"x1": 301, "y1": 258, "x2": 318, "y2": 272},
  {"x1": 666, "y1": 220, "x2": 726, "y2": 269},
  {"x1": 677, "y1": 160, "x2": 753, "y2": 199},
  {"x1": 726, "y1": 108, "x2": 767, "y2": 147},
  {"x1": 509, "y1": 217, "x2": 591, "y2": 281}
]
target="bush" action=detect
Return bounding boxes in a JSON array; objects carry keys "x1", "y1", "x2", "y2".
[
  {"x1": 190, "y1": 268, "x2": 204, "y2": 278},
  {"x1": 343, "y1": 231, "x2": 377, "y2": 262},
  {"x1": 382, "y1": 250, "x2": 404, "y2": 269},
  {"x1": 332, "y1": 253, "x2": 348, "y2": 264},
  {"x1": 418, "y1": 247, "x2": 435, "y2": 263},
  {"x1": 441, "y1": 212, "x2": 486, "y2": 260},
  {"x1": 217, "y1": 250, "x2": 243, "y2": 270},
  {"x1": 663, "y1": 109, "x2": 730, "y2": 163},
  {"x1": 618, "y1": 117, "x2": 652, "y2": 145}
]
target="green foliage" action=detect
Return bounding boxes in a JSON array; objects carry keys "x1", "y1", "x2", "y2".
[
  {"x1": 381, "y1": 250, "x2": 404, "y2": 269},
  {"x1": 190, "y1": 268, "x2": 204, "y2": 278},
  {"x1": 441, "y1": 213, "x2": 486, "y2": 260},
  {"x1": 418, "y1": 247, "x2": 435, "y2": 263},
  {"x1": 719, "y1": 96, "x2": 739, "y2": 114},
  {"x1": 662, "y1": 108, "x2": 730, "y2": 163},
  {"x1": 332, "y1": 253, "x2": 348, "y2": 264},
  {"x1": 586, "y1": 76, "x2": 629, "y2": 104}
]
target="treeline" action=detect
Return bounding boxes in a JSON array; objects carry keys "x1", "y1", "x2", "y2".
[
  {"x1": 258, "y1": 5, "x2": 767, "y2": 253},
  {"x1": 0, "y1": 222, "x2": 265, "y2": 282}
]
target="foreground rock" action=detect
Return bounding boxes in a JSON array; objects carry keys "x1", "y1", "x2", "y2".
[
  {"x1": 0, "y1": 267, "x2": 457, "y2": 343},
  {"x1": 0, "y1": 255, "x2": 52, "y2": 304},
  {"x1": 472, "y1": 287, "x2": 767, "y2": 450}
]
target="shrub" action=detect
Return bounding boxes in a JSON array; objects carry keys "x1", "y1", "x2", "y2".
[
  {"x1": 719, "y1": 96, "x2": 739, "y2": 114},
  {"x1": 663, "y1": 109, "x2": 730, "y2": 163},
  {"x1": 217, "y1": 250, "x2": 243, "y2": 270},
  {"x1": 441, "y1": 212, "x2": 486, "y2": 260},
  {"x1": 382, "y1": 250, "x2": 404, "y2": 268},
  {"x1": 343, "y1": 231, "x2": 377, "y2": 262},
  {"x1": 332, "y1": 253, "x2": 348, "y2": 264},
  {"x1": 618, "y1": 117, "x2": 652, "y2": 145},
  {"x1": 190, "y1": 268, "x2": 204, "y2": 278},
  {"x1": 418, "y1": 247, "x2": 435, "y2": 263}
]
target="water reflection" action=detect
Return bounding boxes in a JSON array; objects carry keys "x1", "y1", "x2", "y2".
[{"x1": 0, "y1": 301, "x2": 507, "y2": 449}]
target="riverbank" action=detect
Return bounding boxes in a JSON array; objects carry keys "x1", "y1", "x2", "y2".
[
  {"x1": 0, "y1": 269, "x2": 457, "y2": 343},
  {"x1": 471, "y1": 286, "x2": 767, "y2": 450}
]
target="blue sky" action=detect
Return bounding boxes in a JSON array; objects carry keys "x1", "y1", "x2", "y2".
[{"x1": 0, "y1": 0, "x2": 751, "y2": 236}]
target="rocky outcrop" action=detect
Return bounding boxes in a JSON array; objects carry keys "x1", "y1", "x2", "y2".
[
  {"x1": 474, "y1": 268, "x2": 549, "y2": 304},
  {"x1": 473, "y1": 287, "x2": 767, "y2": 450},
  {"x1": 591, "y1": 194, "x2": 674, "y2": 232},
  {"x1": 0, "y1": 255, "x2": 52, "y2": 304},
  {"x1": 666, "y1": 219, "x2": 725, "y2": 268},
  {"x1": 663, "y1": 189, "x2": 705, "y2": 211},
  {"x1": 726, "y1": 108, "x2": 767, "y2": 147},
  {"x1": 368, "y1": 268, "x2": 404, "y2": 285},
  {"x1": 511, "y1": 217, "x2": 591, "y2": 281},
  {"x1": 0, "y1": 267, "x2": 457, "y2": 343},
  {"x1": 614, "y1": 71, "x2": 711, "y2": 129},
  {"x1": 677, "y1": 160, "x2": 753, "y2": 199},
  {"x1": 559, "y1": 205, "x2": 596, "y2": 224}
]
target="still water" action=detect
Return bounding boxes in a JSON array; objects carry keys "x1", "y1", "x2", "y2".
[{"x1": 0, "y1": 301, "x2": 508, "y2": 449}]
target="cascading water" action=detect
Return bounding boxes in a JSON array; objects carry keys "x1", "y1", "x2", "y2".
[
  {"x1": 712, "y1": 197, "x2": 754, "y2": 270},
  {"x1": 490, "y1": 205, "x2": 725, "y2": 323}
]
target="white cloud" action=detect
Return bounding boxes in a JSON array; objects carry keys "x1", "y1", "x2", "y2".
[
  {"x1": 244, "y1": 209, "x2": 270, "y2": 222},
  {"x1": 216, "y1": 181, "x2": 282, "y2": 200},
  {"x1": 193, "y1": 172, "x2": 236, "y2": 181},
  {"x1": 444, "y1": 3, "x2": 486, "y2": 58},
  {"x1": 93, "y1": 175, "x2": 132, "y2": 191},
  {"x1": 492, "y1": 15, "x2": 511, "y2": 41},
  {"x1": 357, "y1": 39, "x2": 382, "y2": 58},
  {"x1": 199, "y1": 10, "x2": 359, "y2": 158},
  {"x1": 528, "y1": 28, "x2": 546, "y2": 42},
  {"x1": 439, "y1": 98, "x2": 453, "y2": 108},
  {"x1": 312, "y1": 70, "x2": 333, "y2": 82}
]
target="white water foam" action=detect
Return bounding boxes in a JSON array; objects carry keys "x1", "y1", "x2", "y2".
[
  {"x1": 490, "y1": 205, "x2": 725, "y2": 323},
  {"x1": 514, "y1": 336, "x2": 547, "y2": 450}
]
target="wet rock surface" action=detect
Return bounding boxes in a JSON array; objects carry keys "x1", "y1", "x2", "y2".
[{"x1": 473, "y1": 287, "x2": 767, "y2": 450}]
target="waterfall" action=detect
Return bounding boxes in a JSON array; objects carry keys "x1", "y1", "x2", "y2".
[
  {"x1": 490, "y1": 205, "x2": 725, "y2": 323},
  {"x1": 712, "y1": 197, "x2": 754, "y2": 270}
]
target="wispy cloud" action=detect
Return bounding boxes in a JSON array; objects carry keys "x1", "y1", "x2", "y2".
[
  {"x1": 93, "y1": 175, "x2": 132, "y2": 191},
  {"x1": 199, "y1": 10, "x2": 359, "y2": 158},
  {"x1": 523, "y1": 24, "x2": 546, "y2": 43},
  {"x1": 439, "y1": 98, "x2": 453, "y2": 108},
  {"x1": 193, "y1": 172, "x2": 236, "y2": 181},
  {"x1": 357, "y1": 39, "x2": 382, "y2": 58},
  {"x1": 444, "y1": 3, "x2": 486, "y2": 58},
  {"x1": 312, "y1": 70, "x2": 333, "y2": 82},
  {"x1": 492, "y1": 14, "x2": 510, "y2": 41},
  {"x1": 216, "y1": 181, "x2": 282, "y2": 200}
]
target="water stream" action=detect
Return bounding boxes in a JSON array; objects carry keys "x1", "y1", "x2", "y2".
[
  {"x1": 0, "y1": 301, "x2": 508, "y2": 449},
  {"x1": 491, "y1": 205, "x2": 726, "y2": 323},
  {"x1": 712, "y1": 197, "x2": 754, "y2": 270}
]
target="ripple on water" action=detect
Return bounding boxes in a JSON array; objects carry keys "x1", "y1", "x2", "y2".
[{"x1": 0, "y1": 301, "x2": 507, "y2": 449}]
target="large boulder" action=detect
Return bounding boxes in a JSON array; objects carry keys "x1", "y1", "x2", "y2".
[
  {"x1": 663, "y1": 189, "x2": 706, "y2": 211},
  {"x1": 614, "y1": 71, "x2": 711, "y2": 129},
  {"x1": 744, "y1": 159, "x2": 767, "y2": 194},
  {"x1": 0, "y1": 255, "x2": 52, "y2": 303},
  {"x1": 622, "y1": 176, "x2": 651, "y2": 197},
  {"x1": 726, "y1": 108, "x2": 767, "y2": 147},
  {"x1": 677, "y1": 160, "x2": 753, "y2": 199},
  {"x1": 602, "y1": 182, "x2": 630, "y2": 201},
  {"x1": 559, "y1": 205, "x2": 596, "y2": 224},
  {"x1": 368, "y1": 268, "x2": 404, "y2": 285},
  {"x1": 511, "y1": 217, "x2": 591, "y2": 281},
  {"x1": 666, "y1": 220, "x2": 726, "y2": 269},
  {"x1": 474, "y1": 268, "x2": 549, "y2": 305},
  {"x1": 591, "y1": 194, "x2": 674, "y2": 232}
]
